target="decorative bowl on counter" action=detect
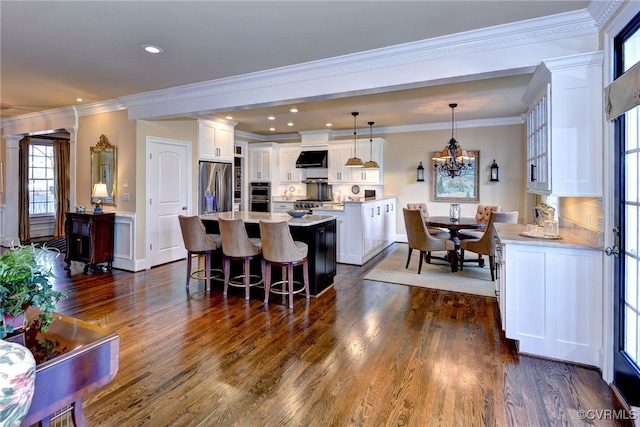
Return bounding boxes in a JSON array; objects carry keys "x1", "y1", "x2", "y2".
[{"x1": 286, "y1": 210, "x2": 307, "y2": 218}]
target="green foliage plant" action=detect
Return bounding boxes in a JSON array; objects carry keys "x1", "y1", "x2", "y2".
[{"x1": 0, "y1": 244, "x2": 66, "y2": 338}]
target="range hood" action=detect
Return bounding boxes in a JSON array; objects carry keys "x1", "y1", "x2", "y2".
[{"x1": 295, "y1": 150, "x2": 328, "y2": 168}]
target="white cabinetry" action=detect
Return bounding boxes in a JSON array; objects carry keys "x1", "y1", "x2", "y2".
[
  {"x1": 249, "y1": 143, "x2": 276, "y2": 182},
  {"x1": 272, "y1": 201, "x2": 294, "y2": 213},
  {"x1": 328, "y1": 143, "x2": 353, "y2": 183},
  {"x1": 522, "y1": 51, "x2": 603, "y2": 196},
  {"x1": 279, "y1": 144, "x2": 301, "y2": 184},
  {"x1": 198, "y1": 119, "x2": 235, "y2": 163},
  {"x1": 336, "y1": 198, "x2": 396, "y2": 265},
  {"x1": 501, "y1": 240, "x2": 602, "y2": 367},
  {"x1": 328, "y1": 139, "x2": 384, "y2": 184}
]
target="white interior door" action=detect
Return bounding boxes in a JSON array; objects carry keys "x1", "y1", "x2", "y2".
[{"x1": 146, "y1": 137, "x2": 191, "y2": 268}]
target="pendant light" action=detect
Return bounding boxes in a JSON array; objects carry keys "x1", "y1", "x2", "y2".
[
  {"x1": 345, "y1": 111, "x2": 364, "y2": 167},
  {"x1": 432, "y1": 103, "x2": 475, "y2": 178},
  {"x1": 363, "y1": 121, "x2": 380, "y2": 169}
]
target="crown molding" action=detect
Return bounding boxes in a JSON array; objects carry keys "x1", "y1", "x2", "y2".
[
  {"x1": 122, "y1": 9, "x2": 598, "y2": 119},
  {"x1": 587, "y1": 0, "x2": 626, "y2": 28},
  {"x1": 75, "y1": 99, "x2": 127, "y2": 117},
  {"x1": 237, "y1": 116, "x2": 524, "y2": 142},
  {"x1": 1, "y1": 106, "x2": 78, "y2": 136}
]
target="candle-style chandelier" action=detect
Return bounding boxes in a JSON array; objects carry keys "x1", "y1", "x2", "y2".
[{"x1": 432, "y1": 103, "x2": 475, "y2": 178}]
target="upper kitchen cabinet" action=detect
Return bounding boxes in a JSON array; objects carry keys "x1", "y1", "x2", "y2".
[
  {"x1": 249, "y1": 143, "x2": 277, "y2": 182},
  {"x1": 198, "y1": 119, "x2": 235, "y2": 163},
  {"x1": 522, "y1": 51, "x2": 604, "y2": 197},
  {"x1": 328, "y1": 139, "x2": 384, "y2": 184},
  {"x1": 279, "y1": 144, "x2": 302, "y2": 184}
]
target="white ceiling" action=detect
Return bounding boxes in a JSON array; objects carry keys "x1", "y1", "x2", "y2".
[{"x1": 0, "y1": 1, "x2": 591, "y2": 136}]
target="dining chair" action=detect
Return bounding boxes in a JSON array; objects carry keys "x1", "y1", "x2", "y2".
[
  {"x1": 459, "y1": 211, "x2": 519, "y2": 280},
  {"x1": 178, "y1": 215, "x2": 222, "y2": 291},
  {"x1": 218, "y1": 217, "x2": 263, "y2": 300},
  {"x1": 403, "y1": 208, "x2": 455, "y2": 274},
  {"x1": 259, "y1": 220, "x2": 310, "y2": 308},
  {"x1": 460, "y1": 204, "x2": 502, "y2": 240},
  {"x1": 406, "y1": 203, "x2": 448, "y2": 236}
]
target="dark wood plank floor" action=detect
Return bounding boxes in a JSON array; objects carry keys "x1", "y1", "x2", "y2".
[{"x1": 47, "y1": 243, "x2": 624, "y2": 426}]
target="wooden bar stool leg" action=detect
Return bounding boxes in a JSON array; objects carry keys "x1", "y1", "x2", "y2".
[
  {"x1": 244, "y1": 257, "x2": 251, "y2": 300},
  {"x1": 303, "y1": 260, "x2": 310, "y2": 300},
  {"x1": 223, "y1": 255, "x2": 230, "y2": 296},
  {"x1": 263, "y1": 260, "x2": 271, "y2": 304},
  {"x1": 288, "y1": 263, "x2": 294, "y2": 308},
  {"x1": 185, "y1": 252, "x2": 192, "y2": 290}
]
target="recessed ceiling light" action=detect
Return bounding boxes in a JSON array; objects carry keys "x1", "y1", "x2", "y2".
[
  {"x1": 287, "y1": 122, "x2": 294, "y2": 126},
  {"x1": 290, "y1": 108, "x2": 298, "y2": 113},
  {"x1": 76, "y1": 98, "x2": 83, "y2": 102},
  {"x1": 326, "y1": 123, "x2": 332, "y2": 127},
  {"x1": 225, "y1": 116, "x2": 233, "y2": 120},
  {"x1": 269, "y1": 127, "x2": 276, "y2": 131},
  {"x1": 142, "y1": 45, "x2": 163, "y2": 54},
  {"x1": 268, "y1": 116, "x2": 275, "y2": 120}
]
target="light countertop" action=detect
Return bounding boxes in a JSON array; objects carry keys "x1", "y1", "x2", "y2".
[
  {"x1": 494, "y1": 223, "x2": 601, "y2": 251},
  {"x1": 342, "y1": 195, "x2": 396, "y2": 204},
  {"x1": 200, "y1": 211, "x2": 337, "y2": 227}
]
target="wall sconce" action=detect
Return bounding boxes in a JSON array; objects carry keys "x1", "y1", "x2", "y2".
[
  {"x1": 417, "y1": 161, "x2": 425, "y2": 182},
  {"x1": 92, "y1": 182, "x2": 109, "y2": 213},
  {"x1": 490, "y1": 159, "x2": 499, "y2": 182}
]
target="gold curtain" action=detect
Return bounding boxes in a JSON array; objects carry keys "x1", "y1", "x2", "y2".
[
  {"x1": 18, "y1": 137, "x2": 30, "y2": 243},
  {"x1": 53, "y1": 139, "x2": 70, "y2": 237}
]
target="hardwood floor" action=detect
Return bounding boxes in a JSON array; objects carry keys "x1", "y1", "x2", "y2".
[{"x1": 48, "y1": 243, "x2": 626, "y2": 426}]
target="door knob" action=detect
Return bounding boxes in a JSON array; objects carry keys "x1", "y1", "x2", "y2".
[
  {"x1": 605, "y1": 246, "x2": 620, "y2": 257},
  {"x1": 182, "y1": 206, "x2": 188, "y2": 210}
]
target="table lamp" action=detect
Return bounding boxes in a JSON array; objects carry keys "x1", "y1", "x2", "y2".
[{"x1": 92, "y1": 182, "x2": 109, "y2": 213}]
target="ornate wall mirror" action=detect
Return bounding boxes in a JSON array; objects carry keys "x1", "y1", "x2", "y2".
[{"x1": 91, "y1": 134, "x2": 117, "y2": 206}]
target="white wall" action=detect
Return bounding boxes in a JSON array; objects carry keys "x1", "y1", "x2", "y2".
[{"x1": 381, "y1": 124, "x2": 527, "y2": 236}]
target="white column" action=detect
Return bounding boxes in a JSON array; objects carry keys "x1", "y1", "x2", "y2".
[{"x1": 3, "y1": 136, "x2": 21, "y2": 246}]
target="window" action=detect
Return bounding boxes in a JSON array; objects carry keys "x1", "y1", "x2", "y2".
[{"x1": 28, "y1": 142, "x2": 55, "y2": 215}]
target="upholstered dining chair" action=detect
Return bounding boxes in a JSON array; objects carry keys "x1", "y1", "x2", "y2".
[
  {"x1": 178, "y1": 215, "x2": 222, "y2": 291},
  {"x1": 459, "y1": 211, "x2": 519, "y2": 280},
  {"x1": 403, "y1": 208, "x2": 455, "y2": 274},
  {"x1": 259, "y1": 220, "x2": 310, "y2": 308},
  {"x1": 406, "y1": 202, "x2": 447, "y2": 236},
  {"x1": 460, "y1": 204, "x2": 503, "y2": 240},
  {"x1": 218, "y1": 217, "x2": 263, "y2": 300}
]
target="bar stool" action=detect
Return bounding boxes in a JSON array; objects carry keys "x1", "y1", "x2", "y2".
[
  {"x1": 178, "y1": 215, "x2": 222, "y2": 291},
  {"x1": 218, "y1": 217, "x2": 263, "y2": 300},
  {"x1": 259, "y1": 220, "x2": 310, "y2": 308}
]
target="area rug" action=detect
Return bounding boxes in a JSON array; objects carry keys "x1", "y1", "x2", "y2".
[
  {"x1": 33, "y1": 238, "x2": 67, "y2": 254},
  {"x1": 363, "y1": 244, "x2": 495, "y2": 297}
]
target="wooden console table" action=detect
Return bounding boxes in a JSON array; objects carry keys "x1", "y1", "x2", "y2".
[
  {"x1": 64, "y1": 212, "x2": 115, "y2": 273},
  {"x1": 6, "y1": 308, "x2": 119, "y2": 427}
]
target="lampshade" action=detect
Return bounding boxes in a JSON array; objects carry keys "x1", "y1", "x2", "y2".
[
  {"x1": 345, "y1": 112, "x2": 364, "y2": 168},
  {"x1": 363, "y1": 121, "x2": 380, "y2": 169},
  {"x1": 432, "y1": 103, "x2": 475, "y2": 178},
  {"x1": 92, "y1": 182, "x2": 109, "y2": 198}
]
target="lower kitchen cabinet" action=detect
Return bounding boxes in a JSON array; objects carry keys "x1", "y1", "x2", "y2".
[
  {"x1": 499, "y1": 234, "x2": 602, "y2": 367},
  {"x1": 330, "y1": 198, "x2": 395, "y2": 265}
]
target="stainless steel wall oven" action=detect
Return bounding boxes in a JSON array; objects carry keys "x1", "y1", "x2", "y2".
[{"x1": 250, "y1": 182, "x2": 270, "y2": 212}]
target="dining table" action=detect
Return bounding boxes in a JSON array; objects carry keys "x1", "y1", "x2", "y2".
[{"x1": 425, "y1": 216, "x2": 486, "y2": 272}]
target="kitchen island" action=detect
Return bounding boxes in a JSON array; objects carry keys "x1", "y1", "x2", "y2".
[
  {"x1": 200, "y1": 212, "x2": 337, "y2": 296},
  {"x1": 313, "y1": 196, "x2": 396, "y2": 265}
]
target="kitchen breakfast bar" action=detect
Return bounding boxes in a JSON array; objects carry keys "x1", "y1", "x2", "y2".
[{"x1": 200, "y1": 211, "x2": 337, "y2": 296}]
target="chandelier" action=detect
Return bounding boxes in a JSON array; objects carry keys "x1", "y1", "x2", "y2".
[{"x1": 432, "y1": 103, "x2": 475, "y2": 178}]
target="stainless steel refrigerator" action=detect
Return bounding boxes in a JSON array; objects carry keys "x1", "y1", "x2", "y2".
[{"x1": 198, "y1": 161, "x2": 233, "y2": 214}]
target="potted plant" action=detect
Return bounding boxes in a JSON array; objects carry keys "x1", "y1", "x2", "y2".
[{"x1": 0, "y1": 244, "x2": 66, "y2": 338}]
